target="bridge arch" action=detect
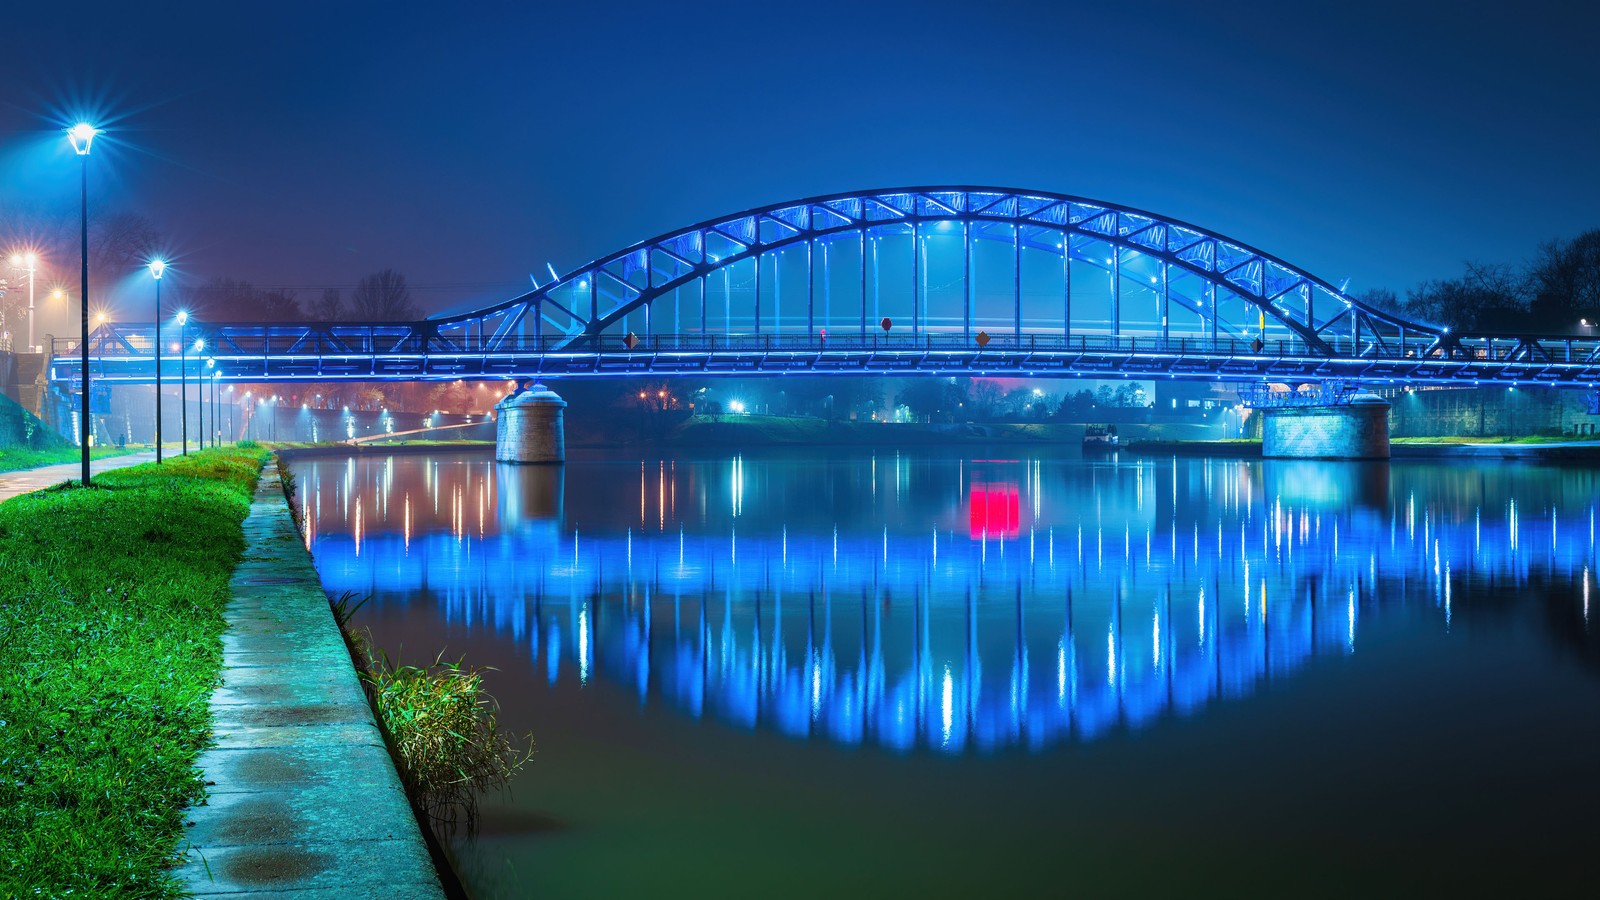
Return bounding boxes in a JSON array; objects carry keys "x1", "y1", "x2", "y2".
[{"x1": 432, "y1": 187, "x2": 1439, "y2": 358}]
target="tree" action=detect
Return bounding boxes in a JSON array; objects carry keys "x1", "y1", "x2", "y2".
[
  {"x1": 896, "y1": 379, "x2": 965, "y2": 419},
  {"x1": 89, "y1": 212, "x2": 161, "y2": 288},
  {"x1": 1528, "y1": 230, "x2": 1600, "y2": 330},
  {"x1": 1401, "y1": 262, "x2": 1525, "y2": 332},
  {"x1": 968, "y1": 379, "x2": 1005, "y2": 420},
  {"x1": 350, "y1": 269, "x2": 418, "y2": 321},
  {"x1": 309, "y1": 288, "x2": 343, "y2": 320},
  {"x1": 190, "y1": 277, "x2": 302, "y2": 322}
]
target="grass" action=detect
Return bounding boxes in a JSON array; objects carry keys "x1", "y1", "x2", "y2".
[
  {"x1": 0, "y1": 447, "x2": 268, "y2": 898},
  {"x1": 0, "y1": 444, "x2": 135, "y2": 474}
]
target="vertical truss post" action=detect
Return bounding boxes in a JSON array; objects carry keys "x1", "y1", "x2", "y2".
[
  {"x1": 1161, "y1": 261, "x2": 1170, "y2": 343},
  {"x1": 1111, "y1": 249, "x2": 1121, "y2": 338},
  {"x1": 754, "y1": 249, "x2": 762, "y2": 335},
  {"x1": 859, "y1": 229, "x2": 867, "y2": 338},
  {"x1": 963, "y1": 220, "x2": 972, "y2": 342},
  {"x1": 871, "y1": 238, "x2": 880, "y2": 332},
  {"x1": 912, "y1": 221, "x2": 920, "y2": 337},
  {"x1": 1063, "y1": 233, "x2": 1071, "y2": 340},
  {"x1": 807, "y1": 238, "x2": 814, "y2": 338},
  {"x1": 1013, "y1": 222, "x2": 1021, "y2": 341},
  {"x1": 1208, "y1": 281, "x2": 1217, "y2": 349},
  {"x1": 700, "y1": 267, "x2": 707, "y2": 335},
  {"x1": 823, "y1": 241, "x2": 831, "y2": 332},
  {"x1": 589, "y1": 273, "x2": 598, "y2": 332}
]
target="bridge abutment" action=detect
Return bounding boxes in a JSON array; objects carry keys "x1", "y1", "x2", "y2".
[
  {"x1": 495, "y1": 382, "x2": 566, "y2": 464},
  {"x1": 1261, "y1": 393, "x2": 1391, "y2": 460}
]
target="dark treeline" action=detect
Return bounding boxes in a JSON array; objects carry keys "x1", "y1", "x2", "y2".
[
  {"x1": 0, "y1": 203, "x2": 422, "y2": 326},
  {"x1": 185, "y1": 268, "x2": 420, "y2": 323},
  {"x1": 1360, "y1": 229, "x2": 1600, "y2": 333}
]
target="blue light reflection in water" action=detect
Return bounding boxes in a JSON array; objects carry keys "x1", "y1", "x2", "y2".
[{"x1": 298, "y1": 451, "x2": 1598, "y2": 755}]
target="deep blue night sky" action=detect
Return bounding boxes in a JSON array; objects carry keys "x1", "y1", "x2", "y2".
[{"x1": 2, "y1": 0, "x2": 1597, "y2": 319}]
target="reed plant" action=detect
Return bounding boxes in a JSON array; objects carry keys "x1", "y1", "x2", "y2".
[{"x1": 327, "y1": 594, "x2": 532, "y2": 828}]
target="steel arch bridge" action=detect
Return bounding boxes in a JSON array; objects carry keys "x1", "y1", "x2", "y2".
[{"x1": 51, "y1": 187, "x2": 1600, "y2": 386}]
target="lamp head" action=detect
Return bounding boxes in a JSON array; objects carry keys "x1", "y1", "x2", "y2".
[
  {"x1": 175, "y1": 310, "x2": 188, "y2": 325},
  {"x1": 67, "y1": 123, "x2": 100, "y2": 155},
  {"x1": 148, "y1": 259, "x2": 165, "y2": 280}
]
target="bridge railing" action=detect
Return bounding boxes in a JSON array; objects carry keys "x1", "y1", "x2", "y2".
[{"x1": 48, "y1": 326, "x2": 1600, "y2": 369}]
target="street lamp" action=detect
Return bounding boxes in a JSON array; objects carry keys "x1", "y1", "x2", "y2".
[
  {"x1": 201, "y1": 357, "x2": 214, "y2": 449},
  {"x1": 148, "y1": 259, "x2": 165, "y2": 462},
  {"x1": 176, "y1": 310, "x2": 189, "y2": 455},
  {"x1": 212, "y1": 370, "x2": 222, "y2": 447},
  {"x1": 194, "y1": 338, "x2": 206, "y2": 450},
  {"x1": 68, "y1": 122, "x2": 99, "y2": 485},
  {"x1": 7, "y1": 251, "x2": 38, "y2": 353}
]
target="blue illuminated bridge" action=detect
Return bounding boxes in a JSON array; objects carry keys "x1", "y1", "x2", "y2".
[{"x1": 53, "y1": 187, "x2": 1600, "y2": 387}]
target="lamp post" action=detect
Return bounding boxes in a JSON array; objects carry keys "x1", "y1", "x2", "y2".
[
  {"x1": 211, "y1": 371, "x2": 221, "y2": 447},
  {"x1": 68, "y1": 122, "x2": 99, "y2": 485},
  {"x1": 7, "y1": 252, "x2": 37, "y2": 353},
  {"x1": 194, "y1": 338, "x2": 206, "y2": 450},
  {"x1": 148, "y1": 260, "x2": 165, "y2": 462},
  {"x1": 200, "y1": 356, "x2": 213, "y2": 449},
  {"x1": 177, "y1": 310, "x2": 189, "y2": 455}
]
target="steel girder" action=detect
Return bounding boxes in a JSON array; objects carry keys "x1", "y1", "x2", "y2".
[{"x1": 426, "y1": 187, "x2": 1434, "y2": 356}]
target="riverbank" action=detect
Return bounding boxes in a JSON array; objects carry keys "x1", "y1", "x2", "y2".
[
  {"x1": 0, "y1": 448, "x2": 268, "y2": 896},
  {"x1": 1128, "y1": 437, "x2": 1600, "y2": 460},
  {"x1": 173, "y1": 461, "x2": 443, "y2": 897}
]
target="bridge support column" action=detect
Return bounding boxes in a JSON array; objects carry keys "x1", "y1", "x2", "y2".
[
  {"x1": 1261, "y1": 393, "x2": 1390, "y2": 460},
  {"x1": 495, "y1": 381, "x2": 566, "y2": 464}
]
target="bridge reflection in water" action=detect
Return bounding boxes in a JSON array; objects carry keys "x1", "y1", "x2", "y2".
[{"x1": 299, "y1": 452, "x2": 1597, "y2": 754}]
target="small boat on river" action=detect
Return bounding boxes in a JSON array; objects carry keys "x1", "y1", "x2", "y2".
[{"x1": 1083, "y1": 424, "x2": 1119, "y2": 452}]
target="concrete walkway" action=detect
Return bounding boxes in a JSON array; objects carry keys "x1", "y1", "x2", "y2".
[
  {"x1": 176, "y1": 462, "x2": 444, "y2": 898},
  {"x1": 0, "y1": 450, "x2": 159, "y2": 502}
]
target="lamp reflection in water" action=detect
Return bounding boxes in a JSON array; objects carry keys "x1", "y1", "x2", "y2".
[{"x1": 301, "y1": 454, "x2": 1600, "y2": 756}]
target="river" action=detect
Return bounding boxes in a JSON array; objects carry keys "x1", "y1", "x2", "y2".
[{"x1": 289, "y1": 448, "x2": 1600, "y2": 897}]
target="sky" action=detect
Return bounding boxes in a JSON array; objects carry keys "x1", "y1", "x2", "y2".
[{"x1": 2, "y1": 0, "x2": 1597, "y2": 327}]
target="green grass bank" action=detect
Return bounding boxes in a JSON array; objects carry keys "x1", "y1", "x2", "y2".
[
  {"x1": 0, "y1": 447, "x2": 268, "y2": 897},
  {"x1": 0, "y1": 444, "x2": 136, "y2": 474}
]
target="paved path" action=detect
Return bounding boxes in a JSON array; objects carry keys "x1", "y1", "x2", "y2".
[
  {"x1": 0, "y1": 450, "x2": 160, "y2": 502},
  {"x1": 176, "y1": 462, "x2": 444, "y2": 898}
]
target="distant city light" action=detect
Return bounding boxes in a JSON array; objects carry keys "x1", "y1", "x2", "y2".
[{"x1": 729, "y1": 400, "x2": 746, "y2": 413}]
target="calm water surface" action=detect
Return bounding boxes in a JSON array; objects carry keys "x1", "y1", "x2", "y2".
[{"x1": 292, "y1": 448, "x2": 1600, "y2": 897}]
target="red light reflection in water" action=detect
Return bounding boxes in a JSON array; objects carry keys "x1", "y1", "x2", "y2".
[{"x1": 968, "y1": 481, "x2": 1020, "y2": 538}]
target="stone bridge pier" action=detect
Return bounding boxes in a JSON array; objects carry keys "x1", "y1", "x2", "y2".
[
  {"x1": 1261, "y1": 391, "x2": 1391, "y2": 460},
  {"x1": 494, "y1": 381, "x2": 566, "y2": 464}
]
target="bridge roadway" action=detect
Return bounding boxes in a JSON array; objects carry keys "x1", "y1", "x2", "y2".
[{"x1": 49, "y1": 328, "x2": 1600, "y2": 387}]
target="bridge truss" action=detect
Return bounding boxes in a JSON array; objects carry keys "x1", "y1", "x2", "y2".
[{"x1": 50, "y1": 187, "x2": 1600, "y2": 387}]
